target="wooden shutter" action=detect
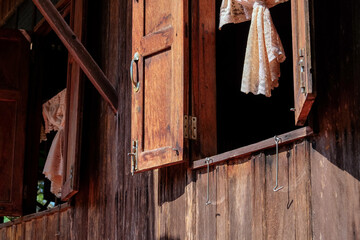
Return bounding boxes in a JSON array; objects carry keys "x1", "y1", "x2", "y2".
[
  {"x1": 291, "y1": 0, "x2": 315, "y2": 126},
  {"x1": 131, "y1": 0, "x2": 187, "y2": 172},
  {"x1": 61, "y1": 0, "x2": 85, "y2": 201},
  {"x1": 0, "y1": 30, "x2": 29, "y2": 216}
]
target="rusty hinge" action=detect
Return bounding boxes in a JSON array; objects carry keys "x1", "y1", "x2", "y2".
[
  {"x1": 184, "y1": 115, "x2": 197, "y2": 140},
  {"x1": 70, "y1": 165, "x2": 74, "y2": 188},
  {"x1": 298, "y1": 48, "x2": 306, "y2": 94},
  {"x1": 128, "y1": 140, "x2": 138, "y2": 176}
]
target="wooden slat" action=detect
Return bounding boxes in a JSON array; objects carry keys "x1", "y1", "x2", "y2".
[
  {"x1": 195, "y1": 166, "x2": 216, "y2": 239},
  {"x1": 34, "y1": 0, "x2": 71, "y2": 35},
  {"x1": 190, "y1": 0, "x2": 217, "y2": 161},
  {"x1": 32, "y1": 0, "x2": 118, "y2": 113},
  {"x1": 227, "y1": 159, "x2": 253, "y2": 239},
  {"x1": 193, "y1": 127, "x2": 313, "y2": 169}
]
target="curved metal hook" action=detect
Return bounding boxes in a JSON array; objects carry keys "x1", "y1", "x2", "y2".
[
  {"x1": 273, "y1": 136, "x2": 284, "y2": 192},
  {"x1": 205, "y1": 158, "x2": 213, "y2": 205}
]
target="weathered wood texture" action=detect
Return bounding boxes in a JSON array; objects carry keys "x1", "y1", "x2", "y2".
[
  {"x1": 291, "y1": 0, "x2": 315, "y2": 126},
  {"x1": 0, "y1": 141, "x2": 312, "y2": 240},
  {"x1": 190, "y1": 0, "x2": 217, "y2": 161},
  {"x1": 0, "y1": 205, "x2": 72, "y2": 239},
  {"x1": 1, "y1": 0, "x2": 360, "y2": 239},
  {"x1": 309, "y1": 0, "x2": 360, "y2": 238},
  {"x1": 131, "y1": 0, "x2": 187, "y2": 172}
]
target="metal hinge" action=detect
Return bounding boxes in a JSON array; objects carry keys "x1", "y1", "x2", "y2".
[
  {"x1": 298, "y1": 48, "x2": 306, "y2": 94},
  {"x1": 70, "y1": 165, "x2": 74, "y2": 188},
  {"x1": 184, "y1": 115, "x2": 197, "y2": 140},
  {"x1": 128, "y1": 140, "x2": 138, "y2": 176}
]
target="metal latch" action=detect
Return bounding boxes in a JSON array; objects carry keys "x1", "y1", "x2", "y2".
[
  {"x1": 128, "y1": 140, "x2": 138, "y2": 175},
  {"x1": 298, "y1": 48, "x2": 306, "y2": 93},
  {"x1": 184, "y1": 115, "x2": 197, "y2": 140}
]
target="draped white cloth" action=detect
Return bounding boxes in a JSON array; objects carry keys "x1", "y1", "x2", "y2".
[
  {"x1": 219, "y1": 0, "x2": 287, "y2": 97},
  {"x1": 42, "y1": 88, "x2": 67, "y2": 198}
]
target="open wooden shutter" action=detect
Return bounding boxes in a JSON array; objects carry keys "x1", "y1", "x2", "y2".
[
  {"x1": 0, "y1": 30, "x2": 29, "y2": 216},
  {"x1": 291, "y1": 0, "x2": 315, "y2": 126},
  {"x1": 131, "y1": 0, "x2": 187, "y2": 173},
  {"x1": 61, "y1": 0, "x2": 85, "y2": 201}
]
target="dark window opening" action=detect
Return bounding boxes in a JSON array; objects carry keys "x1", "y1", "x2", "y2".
[
  {"x1": 36, "y1": 30, "x2": 67, "y2": 212},
  {"x1": 216, "y1": 2, "x2": 298, "y2": 153}
]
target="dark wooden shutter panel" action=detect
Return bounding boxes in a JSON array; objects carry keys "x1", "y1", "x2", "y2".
[
  {"x1": 61, "y1": 0, "x2": 85, "y2": 201},
  {"x1": 131, "y1": 0, "x2": 187, "y2": 172},
  {"x1": 291, "y1": 0, "x2": 315, "y2": 126},
  {"x1": 0, "y1": 30, "x2": 29, "y2": 216}
]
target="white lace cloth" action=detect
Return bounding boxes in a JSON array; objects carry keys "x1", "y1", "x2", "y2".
[
  {"x1": 219, "y1": 0, "x2": 287, "y2": 97},
  {"x1": 42, "y1": 88, "x2": 67, "y2": 198}
]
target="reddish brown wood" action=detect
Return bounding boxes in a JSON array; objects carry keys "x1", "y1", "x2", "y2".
[
  {"x1": 61, "y1": 0, "x2": 86, "y2": 201},
  {"x1": 131, "y1": 0, "x2": 188, "y2": 172},
  {"x1": 193, "y1": 127, "x2": 313, "y2": 169},
  {"x1": 0, "y1": 29, "x2": 29, "y2": 216},
  {"x1": 190, "y1": 0, "x2": 217, "y2": 161},
  {"x1": 32, "y1": 0, "x2": 118, "y2": 113},
  {"x1": 291, "y1": 0, "x2": 315, "y2": 126}
]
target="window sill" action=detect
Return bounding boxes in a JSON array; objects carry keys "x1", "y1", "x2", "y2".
[
  {"x1": 0, "y1": 202, "x2": 70, "y2": 228},
  {"x1": 192, "y1": 126, "x2": 313, "y2": 170}
]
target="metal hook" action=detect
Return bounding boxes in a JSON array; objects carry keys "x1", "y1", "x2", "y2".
[
  {"x1": 205, "y1": 158, "x2": 213, "y2": 205},
  {"x1": 273, "y1": 136, "x2": 284, "y2": 192}
]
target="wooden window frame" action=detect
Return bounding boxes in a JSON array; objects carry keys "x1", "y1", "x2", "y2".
[
  {"x1": 191, "y1": 0, "x2": 316, "y2": 169},
  {"x1": 31, "y1": 0, "x2": 120, "y2": 200},
  {"x1": 130, "y1": 0, "x2": 315, "y2": 172}
]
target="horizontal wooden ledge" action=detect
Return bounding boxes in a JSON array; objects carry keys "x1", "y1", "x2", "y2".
[
  {"x1": 192, "y1": 126, "x2": 313, "y2": 170},
  {"x1": 0, "y1": 203, "x2": 70, "y2": 228}
]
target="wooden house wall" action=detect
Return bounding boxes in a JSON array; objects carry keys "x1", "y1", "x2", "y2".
[
  {"x1": 1, "y1": 0, "x2": 360, "y2": 239},
  {"x1": 309, "y1": 0, "x2": 360, "y2": 239}
]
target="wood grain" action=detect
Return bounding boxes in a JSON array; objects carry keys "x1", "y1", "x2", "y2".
[
  {"x1": 291, "y1": 0, "x2": 315, "y2": 126},
  {"x1": 193, "y1": 127, "x2": 313, "y2": 169},
  {"x1": 131, "y1": 0, "x2": 187, "y2": 172}
]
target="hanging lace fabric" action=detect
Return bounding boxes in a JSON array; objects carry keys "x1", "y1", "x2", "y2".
[
  {"x1": 42, "y1": 88, "x2": 67, "y2": 198},
  {"x1": 219, "y1": 0, "x2": 288, "y2": 97}
]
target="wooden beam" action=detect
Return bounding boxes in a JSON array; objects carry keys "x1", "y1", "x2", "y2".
[
  {"x1": 192, "y1": 127, "x2": 313, "y2": 169},
  {"x1": 32, "y1": 0, "x2": 118, "y2": 113},
  {"x1": 34, "y1": 0, "x2": 71, "y2": 35}
]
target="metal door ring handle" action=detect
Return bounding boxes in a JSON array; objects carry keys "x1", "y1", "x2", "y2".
[{"x1": 130, "y1": 52, "x2": 140, "y2": 92}]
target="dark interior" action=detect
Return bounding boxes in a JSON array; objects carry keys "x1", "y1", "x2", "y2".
[
  {"x1": 216, "y1": 1, "x2": 298, "y2": 153},
  {"x1": 37, "y1": 31, "x2": 67, "y2": 208}
]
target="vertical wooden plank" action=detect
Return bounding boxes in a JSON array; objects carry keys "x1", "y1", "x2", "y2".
[
  {"x1": 227, "y1": 159, "x2": 253, "y2": 240},
  {"x1": 265, "y1": 147, "x2": 295, "y2": 240},
  {"x1": 61, "y1": 0, "x2": 86, "y2": 201},
  {"x1": 15, "y1": 223, "x2": 24, "y2": 239},
  {"x1": 34, "y1": 218, "x2": 44, "y2": 240},
  {"x1": 311, "y1": 143, "x2": 360, "y2": 239},
  {"x1": 252, "y1": 153, "x2": 266, "y2": 240},
  {"x1": 291, "y1": 0, "x2": 315, "y2": 125},
  {"x1": 45, "y1": 214, "x2": 57, "y2": 240},
  {"x1": 215, "y1": 164, "x2": 228, "y2": 240},
  {"x1": 185, "y1": 168, "x2": 197, "y2": 240},
  {"x1": 195, "y1": 166, "x2": 216, "y2": 240},
  {"x1": 294, "y1": 141, "x2": 312, "y2": 240},
  {"x1": 24, "y1": 220, "x2": 35, "y2": 240},
  {"x1": 60, "y1": 208, "x2": 70, "y2": 240},
  {"x1": 191, "y1": 0, "x2": 217, "y2": 160},
  {"x1": 0, "y1": 226, "x2": 7, "y2": 240}
]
